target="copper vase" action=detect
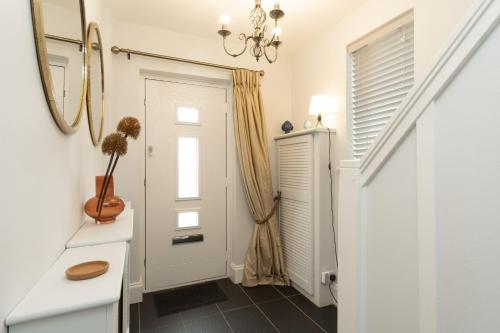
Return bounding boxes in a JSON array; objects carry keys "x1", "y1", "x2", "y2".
[{"x1": 84, "y1": 176, "x2": 125, "y2": 224}]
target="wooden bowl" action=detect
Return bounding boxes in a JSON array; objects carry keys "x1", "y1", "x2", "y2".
[{"x1": 65, "y1": 261, "x2": 109, "y2": 281}]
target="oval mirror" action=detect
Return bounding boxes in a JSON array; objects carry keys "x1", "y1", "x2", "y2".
[
  {"x1": 86, "y1": 23, "x2": 105, "y2": 146},
  {"x1": 31, "y1": 0, "x2": 87, "y2": 134}
]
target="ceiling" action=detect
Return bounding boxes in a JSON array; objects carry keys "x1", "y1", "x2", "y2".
[{"x1": 107, "y1": 0, "x2": 366, "y2": 53}]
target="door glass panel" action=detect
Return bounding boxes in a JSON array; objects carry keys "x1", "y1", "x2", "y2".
[
  {"x1": 178, "y1": 136, "x2": 199, "y2": 198},
  {"x1": 177, "y1": 211, "x2": 199, "y2": 229},
  {"x1": 177, "y1": 106, "x2": 199, "y2": 124}
]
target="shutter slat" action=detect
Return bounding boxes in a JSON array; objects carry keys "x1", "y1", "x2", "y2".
[
  {"x1": 353, "y1": 71, "x2": 413, "y2": 94},
  {"x1": 353, "y1": 45, "x2": 414, "y2": 73},
  {"x1": 353, "y1": 82, "x2": 414, "y2": 105},
  {"x1": 354, "y1": 105, "x2": 398, "y2": 120},
  {"x1": 353, "y1": 91, "x2": 407, "y2": 110},
  {"x1": 354, "y1": 114, "x2": 392, "y2": 126},
  {"x1": 352, "y1": 56, "x2": 414, "y2": 81},
  {"x1": 352, "y1": 64, "x2": 413, "y2": 90},
  {"x1": 353, "y1": 28, "x2": 414, "y2": 60}
]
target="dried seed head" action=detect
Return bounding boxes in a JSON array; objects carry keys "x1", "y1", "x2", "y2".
[
  {"x1": 117, "y1": 117, "x2": 141, "y2": 140},
  {"x1": 101, "y1": 133, "x2": 128, "y2": 156}
]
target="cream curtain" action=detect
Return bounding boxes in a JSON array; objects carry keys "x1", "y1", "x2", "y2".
[{"x1": 232, "y1": 69, "x2": 289, "y2": 287}]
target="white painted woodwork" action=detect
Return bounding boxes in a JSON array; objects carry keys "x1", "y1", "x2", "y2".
[
  {"x1": 338, "y1": 1, "x2": 500, "y2": 332},
  {"x1": 66, "y1": 203, "x2": 134, "y2": 333},
  {"x1": 365, "y1": 128, "x2": 419, "y2": 333},
  {"x1": 6, "y1": 243, "x2": 126, "y2": 333},
  {"x1": 145, "y1": 77, "x2": 227, "y2": 291},
  {"x1": 415, "y1": 106, "x2": 437, "y2": 333},
  {"x1": 275, "y1": 128, "x2": 336, "y2": 307},
  {"x1": 277, "y1": 134, "x2": 314, "y2": 294},
  {"x1": 433, "y1": 22, "x2": 500, "y2": 331},
  {"x1": 337, "y1": 160, "x2": 361, "y2": 333},
  {"x1": 66, "y1": 203, "x2": 134, "y2": 248}
]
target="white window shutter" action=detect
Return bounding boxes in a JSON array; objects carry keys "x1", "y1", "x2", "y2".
[{"x1": 350, "y1": 21, "x2": 414, "y2": 159}]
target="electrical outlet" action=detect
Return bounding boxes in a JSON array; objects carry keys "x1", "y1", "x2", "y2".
[{"x1": 321, "y1": 271, "x2": 337, "y2": 284}]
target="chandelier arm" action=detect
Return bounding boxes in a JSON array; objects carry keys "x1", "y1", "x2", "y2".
[
  {"x1": 264, "y1": 45, "x2": 278, "y2": 64},
  {"x1": 266, "y1": 35, "x2": 275, "y2": 47},
  {"x1": 222, "y1": 33, "x2": 252, "y2": 57}
]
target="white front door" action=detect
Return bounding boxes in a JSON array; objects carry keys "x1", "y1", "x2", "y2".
[{"x1": 145, "y1": 77, "x2": 228, "y2": 291}]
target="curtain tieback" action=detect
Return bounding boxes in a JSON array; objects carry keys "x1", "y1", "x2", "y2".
[{"x1": 255, "y1": 192, "x2": 282, "y2": 224}]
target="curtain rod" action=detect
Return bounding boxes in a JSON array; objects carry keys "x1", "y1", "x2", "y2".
[
  {"x1": 45, "y1": 34, "x2": 83, "y2": 50},
  {"x1": 111, "y1": 46, "x2": 265, "y2": 77}
]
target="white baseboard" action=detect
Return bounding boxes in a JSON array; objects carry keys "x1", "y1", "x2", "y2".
[
  {"x1": 228, "y1": 262, "x2": 244, "y2": 284},
  {"x1": 129, "y1": 278, "x2": 144, "y2": 304}
]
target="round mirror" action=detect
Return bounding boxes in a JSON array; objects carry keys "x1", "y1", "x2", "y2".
[
  {"x1": 31, "y1": 0, "x2": 87, "y2": 134},
  {"x1": 86, "y1": 23, "x2": 105, "y2": 146}
]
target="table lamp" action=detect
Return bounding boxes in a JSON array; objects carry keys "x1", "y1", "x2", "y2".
[{"x1": 309, "y1": 94, "x2": 335, "y2": 128}]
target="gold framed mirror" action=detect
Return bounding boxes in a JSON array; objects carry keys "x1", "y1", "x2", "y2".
[
  {"x1": 86, "y1": 23, "x2": 105, "y2": 146},
  {"x1": 31, "y1": 0, "x2": 87, "y2": 134}
]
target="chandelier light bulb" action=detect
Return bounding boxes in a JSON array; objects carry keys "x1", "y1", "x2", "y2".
[
  {"x1": 273, "y1": 27, "x2": 282, "y2": 36},
  {"x1": 219, "y1": 15, "x2": 231, "y2": 26}
]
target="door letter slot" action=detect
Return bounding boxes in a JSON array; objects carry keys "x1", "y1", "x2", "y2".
[{"x1": 172, "y1": 234, "x2": 204, "y2": 245}]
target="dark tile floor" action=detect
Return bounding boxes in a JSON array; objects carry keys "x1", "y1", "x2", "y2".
[{"x1": 130, "y1": 278, "x2": 337, "y2": 333}]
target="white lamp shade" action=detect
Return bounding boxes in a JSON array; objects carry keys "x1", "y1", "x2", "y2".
[{"x1": 309, "y1": 95, "x2": 335, "y2": 116}]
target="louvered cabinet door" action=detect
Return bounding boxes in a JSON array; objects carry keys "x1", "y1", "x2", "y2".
[{"x1": 277, "y1": 134, "x2": 314, "y2": 295}]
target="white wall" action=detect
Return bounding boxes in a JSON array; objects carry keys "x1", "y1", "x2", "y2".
[
  {"x1": 0, "y1": 2, "x2": 110, "y2": 332},
  {"x1": 107, "y1": 19, "x2": 293, "y2": 291},
  {"x1": 290, "y1": 0, "x2": 476, "y2": 167}
]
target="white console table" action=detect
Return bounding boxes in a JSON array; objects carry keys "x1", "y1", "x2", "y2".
[
  {"x1": 7, "y1": 203, "x2": 134, "y2": 333},
  {"x1": 6, "y1": 242, "x2": 126, "y2": 333},
  {"x1": 67, "y1": 203, "x2": 134, "y2": 332}
]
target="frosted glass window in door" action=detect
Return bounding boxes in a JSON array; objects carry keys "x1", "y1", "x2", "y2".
[
  {"x1": 177, "y1": 136, "x2": 199, "y2": 198},
  {"x1": 177, "y1": 211, "x2": 199, "y2": 229},
  {"x1": 177, "y1": 106, "x2": 199, "y2": 124}
]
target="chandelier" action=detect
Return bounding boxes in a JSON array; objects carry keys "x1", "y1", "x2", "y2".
[{"x1": 217, "y1": 0, "x2": 285, "y2": 63}]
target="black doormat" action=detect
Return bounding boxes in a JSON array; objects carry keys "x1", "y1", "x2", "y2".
[{"x1": 153, "y1": 281, "x2": 228, "y2": 317}]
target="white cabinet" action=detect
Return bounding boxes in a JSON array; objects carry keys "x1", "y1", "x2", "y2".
[
  {"x1": 67, "y1": 203, "x2": 134, "y2": 333},
  {"x1": 275, "y1": 128, "x2": 336, "y2": 307},
  {"x1": 6, "y1": 243, "x2": 126, "y2": 333},
  {"x1": 9, "y1": 304, "x2": 119, "y2": 333}
]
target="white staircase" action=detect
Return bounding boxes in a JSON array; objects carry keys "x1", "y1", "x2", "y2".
[{"x1": 338, "y1": 0, "x2": 500, "y2": 332}]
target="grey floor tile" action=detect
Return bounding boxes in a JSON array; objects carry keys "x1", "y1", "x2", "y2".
[
  {"x1": 140, "y1": 292, "x2": 183, "y2": 330},
  {"x1": 289, "y1": 295, "x2": 337, "y2": 332},
  {"x1": 183, "y1": 314, "x2": 232, "y2": 333},
  {"x1": 224, "y1": 305, "x2": 277, "y2": 333},
  {"x1": 179, "y1": 303, "x2": 220, "y2": 323},
  {"x1": 273, "y1": 284, "x2": 301, "y2": 297},
  {"x1": 259, "y1": 298, "x2": 324, "y2": 333},
  {"x1": 142, "y1": 323, "x2": 186, "y2": 333},
  {"x1": 215, "y1": 278, "x2": 252, "y2": 311},
  {"x1": 130, "y1": 303, "x2": 140, "y2": 333},
  {"x1": 241, "y1": 285, "x2": 283, "y2": 304}
]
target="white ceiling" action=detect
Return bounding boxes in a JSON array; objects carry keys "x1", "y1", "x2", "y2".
[{"x1": 107, "y1": 0, "x2": 366, "y2": 53}]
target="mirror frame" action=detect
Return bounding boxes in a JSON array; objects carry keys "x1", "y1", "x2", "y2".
[
  {"x1": 86, "y1": 22, "x2": 105, "y2": 146},
  {"x1": 31, "y1": 0, "x2": 88, "y2": 134}
]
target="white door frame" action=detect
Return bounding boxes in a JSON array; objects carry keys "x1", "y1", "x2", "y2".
[{"x1": 141, "y1": 71, "x2": 236, "y2": 290}]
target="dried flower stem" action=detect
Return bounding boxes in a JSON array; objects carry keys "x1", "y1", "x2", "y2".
[
  {"x1": 97, "y1": 134, "x2": 129, "y2": 217},
  {"x1": 96, "y1": 151, "x2": 115, "y2": 212},
  {"x1": 97, "y1": 155, "x2": 120, "y2": 216}
]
